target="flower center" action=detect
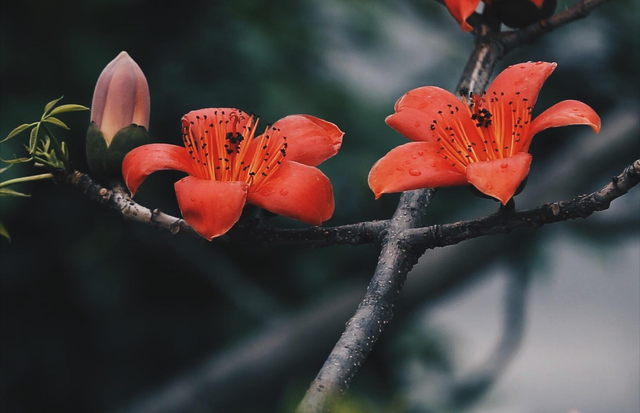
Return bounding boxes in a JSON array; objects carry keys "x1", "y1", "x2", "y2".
[
  {"x1": 182, "y1": 110, "x2": 287, "y2": 190},
  {"x1": 430, "y1": 91, "x2": 533, "y2": 172}
]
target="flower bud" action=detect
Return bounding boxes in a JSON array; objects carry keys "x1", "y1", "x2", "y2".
[
  {"x1": 87, "y1": 51, "x2": 150, "y2": 179},
  {"x1": 491, "y1": 0, "x2": 557, "y2": 28}
]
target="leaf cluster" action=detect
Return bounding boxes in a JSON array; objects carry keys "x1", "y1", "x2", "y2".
[{"x1": 0, "y1": 96, "x2": 88, "y2": 240}]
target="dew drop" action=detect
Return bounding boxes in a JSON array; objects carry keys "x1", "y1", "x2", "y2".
[
  {"x1": 429, "y1": 162, "x2": 436, "y2": 167},
  {"x1": 411, "y1": 154, "x2": 418, "y2": 159},
  {"x1": 261, "y1": 189, "x2": 274, "y2": 196},
  {"x1": 409, "y1": 169, "x2": 421, "y2": 176},
  {"x1": 279, "y1": 188, "x2": 289, "y2": 196},
  {"x1": 414, "y1": 121, "x2": 421, "y2": 128},
  {"x1": 396, "y1": 167, "x2": 404, "y2": 172},
  {"x1": 417, "y1": 150, "x2": 424, "y2": 156},
  {"x1": 501, "y1": 163, "x2": 508, "y2": 169}
]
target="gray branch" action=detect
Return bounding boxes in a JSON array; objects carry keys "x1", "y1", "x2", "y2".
[{"x1": 296, "y1": 0, "x2": 619, "y2": 410}]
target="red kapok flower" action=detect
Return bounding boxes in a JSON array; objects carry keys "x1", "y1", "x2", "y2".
[
  {"x1": 122, "y1": 108, "x2": 343, "y2": 240},
  {"x1": 444, "y1": 0, "x2": 556, "y2": 31},
  {"x1": 368, "y1": 62, "x2": 600, "y2": 204}
]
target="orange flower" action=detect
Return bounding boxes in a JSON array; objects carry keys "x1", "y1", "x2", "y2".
[
  {"x1": 368, "y1": 62, "x2": 600, "y2": 204},
  {"x1": 444, "y1": 0, "x2": 554, "y2": 31},
  {"x1": 122, "y1": 109, "x2": 343, "y2": 240}
]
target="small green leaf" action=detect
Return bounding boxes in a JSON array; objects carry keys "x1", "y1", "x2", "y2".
[
  {"x1": 0, "y1": 156, "x2": 33, "y2": 164},
  {"x1": 28, "y1": 123, "x2": 40, "y2": 154},
  {"x1": 0, "y1": 188, "x2": 31, "y2": 197},
  {"x1": 1, "y1": 123, "x2": 34, "y2": 143},
  {"x1": 43, "y1": 117, "x2": 70, "y2": 130},
  {"x1": 0, "y1": 164, "x2": 13, "y2": 174},
  {"x1": 0, "y1": 173, "x2": 53, "y2": 189},
  {"x1": 0, "y1": 221, "x2": 10, "y2": 242},
  {"x1": 47, "y1": 104, "x2": 89, "y2": 117},
  {"x1": 43, "y1": 96, "x2": 64, "y2": 116}
]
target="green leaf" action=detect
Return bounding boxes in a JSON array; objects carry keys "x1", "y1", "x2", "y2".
[
  {"x1": 0, "y1": 221, "x2": 10, "y2": 242},
  {"x1": 28, "y1": 123, "x2": 40, "y2": 154},
  {"x1": 0, "y1": 156, "x2": 33, "y2": 164},
  {"x1": 43, "y1": 117, "x2": 70, "y2": 130},
  {"x1": 0, "y1": 164, "x2": 12, "y2": 174},
  {"x1": 0, "y1": 188, "x2": 31, "y2": 197},
  {"x1": 47, "y1": 104, "x2": 89, "y2": 117},
  {"x1": 43, "y1": 96, "x2": 64, "y2": 116},
  {"x1": 0, "y1": 173, "x2": 53, "y2": 189},
  {"x1": 1, "y1": 123, "x2": 34, "y2": 143}
]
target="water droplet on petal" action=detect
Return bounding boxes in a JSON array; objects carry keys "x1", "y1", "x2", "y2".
[
  {"x1": 279, "y1": 188, "x2": 289, "y2": 196},
  {"x1": 190, "y1": 197, "x2": 196, "y2": 202},
  {"x1": 411, "y1": 154, "x2": 418, "y2": 159},
  {"x1": 414, "y1": 121, "x2": 421, "y2": 128},
  {"x1": 429, "y1": 162, "x2": 436, "y2": 167},
  {"x1": 501, "y1": 163, "x2": 508, "y2": 169},
  {"x1": 409, "y1": 169, "x2": 421, "y2": 176},
  {"x1": 261, "y1": 189, "x2": 274, "y2": 196},
  {"x1": 417, "y1": 150, "x2": 424, "y2": 156},
  {"x1": 396, "y1": 167, "x2": 404, "y2": 172}
]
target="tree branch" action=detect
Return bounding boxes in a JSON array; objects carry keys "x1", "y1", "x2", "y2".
[
  {"x1": 62, "y1": 170, "x2": 387, "y2": 247},
  {"x1": 297, "y1": 0, "x2": 621, "y2": 410},
  {"x1": 499, "y1": 0, "x2": 615, "y2": 54},
  {"x1": 405, "y1": 159, "x2": 640, "y2": 250}
]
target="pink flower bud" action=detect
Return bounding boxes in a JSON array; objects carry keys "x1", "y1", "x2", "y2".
[{"x1": 91, "y1": 51, "x2": 150, "y2": 146}]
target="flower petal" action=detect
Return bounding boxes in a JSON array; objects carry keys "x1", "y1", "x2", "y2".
[
  {"x1": 486, "y1": 61, "x2": 556, "y2": 108},
  {"x1": 182, "y1": 108, "x2": 252, "y2": 135},
  {"x1": 246, "y1": 115, "x2": 344, "y2": 167},
  {"x1": 387, "y1": 86, "x2": 485, "y2": 150},
  {"x1": 466, "y1": 153, "x2": 532, "y2": 205},
  {"x1": 174, "y1": 177, "x2": 248, "y2": 240},
  {"x1": 524, "y1": 99, "x2": 601, "y2": 150},
  {"x1": 368, "y1": 142, "x2": 468, "y2": 199},
  {"x1": 122, "y1": 144, "x2": 194, "y2": 196},
  {"x1": 247, "y1": 161, "x2": 334, "y2": 226},
  {"x1": 443, "y1": 0, "x2": 482, "y2": 31}
]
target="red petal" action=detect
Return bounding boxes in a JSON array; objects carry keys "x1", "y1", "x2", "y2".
[
  {"x1": 486, "y1": 62, "x2": 556, "y2": 108},
  {"x1": 182, "y1": 108, "x2": 252, "y2": 135},
  {"x1": 247, "y1": 161, "x2": 334, "y2": 226},
  {"x1": 387, "y1": 86, "x2": 485, "y2": 151},
  {"x1": 174, "y1": 177, "x2": 248, "y2": 240},
  {"x1": 466, "y1": 153, "x2": 532, "y2": 205},
  {"x1": 122, "y1": 144, "x2": 194, "y2": 196},
  {"x1": 247, "y1": 115, "x2": 343, "y2": 167},
  {"x1": 524, "y1": 99, "x2": 601, "y2": 150},
  {"x1": 443, "y1": 0, "x2": 482, "y2": 31},
  {"x1": 368, "y1": 142, "x2": 468, "y2": 199}
]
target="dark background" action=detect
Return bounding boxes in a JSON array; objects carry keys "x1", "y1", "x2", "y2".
[{"x1": 1, "y1": 0, "x2": 638, "y2": 412}]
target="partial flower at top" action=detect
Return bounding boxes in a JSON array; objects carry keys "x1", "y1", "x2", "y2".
[
  {"x1": 122, "y1": 109, "x2": 343, "y2": 240},
  {"x1": 444, "y1": 0, "x2": 556, "y2": 31},
  {"x1": 368, "y1": 62, "x2": 600, "y2": 204}
]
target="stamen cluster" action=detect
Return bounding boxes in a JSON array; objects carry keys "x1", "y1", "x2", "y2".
[
  {"x1": 429, "y1": 90, "x2": 534, "y2": 173},
  {"x1": 182, "y1": 110, "x2": 288, "y2": 191}
]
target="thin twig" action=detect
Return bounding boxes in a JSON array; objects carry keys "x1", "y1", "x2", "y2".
[
  {"x1": 499, "y1": 0, "x2": 615, "y2": 54},
  {"x1": 61, "y1": 170, "x2": 387, "y2": 247},
  {"x1": 405, "y1": 160, "x2": 640, "y2": 250}
]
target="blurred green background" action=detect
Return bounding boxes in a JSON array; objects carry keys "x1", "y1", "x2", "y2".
[{"x1": 1, "y1": 1, "x2": 638, "y2": 412}]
